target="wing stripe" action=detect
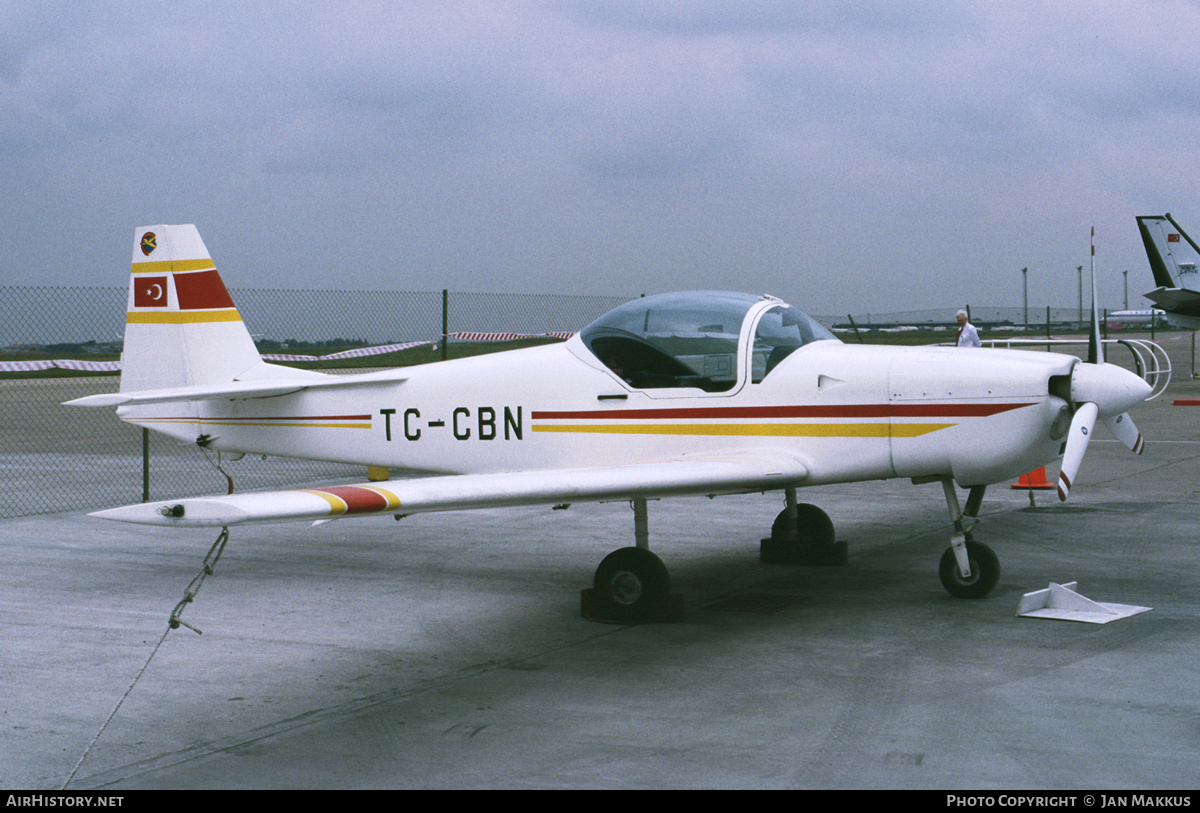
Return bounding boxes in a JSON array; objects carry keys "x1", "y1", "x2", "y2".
[{"x1": 301, "y1": 485, "x2": 402, "y2": 516}]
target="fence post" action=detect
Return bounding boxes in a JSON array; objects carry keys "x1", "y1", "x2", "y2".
[
  {"x1": 846, "y1": 314, "x2": 864, "y2": 344},
  {"x1": 441, "y1": 289, "x2": 449, "y2": 361},
  {"x1": 142, "y1": 428, "x2": 150, "y2": 503}
]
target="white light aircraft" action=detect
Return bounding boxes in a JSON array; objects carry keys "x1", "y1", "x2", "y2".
[
  {"x1": 1137, "y1": 213, "x2": 1200, "y2": 330},
  {"x1": 68, "y1": 225, "x2": 1154, "y2": 621}
]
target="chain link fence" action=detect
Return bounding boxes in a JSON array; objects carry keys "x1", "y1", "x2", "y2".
[
  {"x1": 814, "y1": 305, "x2": 1157, "y2": 333},
  {"x1": 0, "y1": 285, "x2": 628, "y2": 519}
]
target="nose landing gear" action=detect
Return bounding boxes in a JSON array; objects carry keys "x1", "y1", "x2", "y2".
[{"x1": 936, "y1": 480, "x2": 1000, "y2": 599}]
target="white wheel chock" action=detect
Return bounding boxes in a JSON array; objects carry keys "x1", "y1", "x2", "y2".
[{"x1": 1016, "y1": 582, "x2": 1151, "y2": 624}]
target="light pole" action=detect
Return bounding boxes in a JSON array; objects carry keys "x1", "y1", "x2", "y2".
[
  {"x1": 1077, "y1": 265, "x2": 1083, "y2": 329},
  {"x1": 1123, "y1": 270, "x2": 1128, "y2": 310}
]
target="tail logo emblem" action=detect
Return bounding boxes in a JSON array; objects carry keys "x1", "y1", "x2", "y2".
[{"x1": 140, "y1": 232, "x2": 157, "y2": 256}]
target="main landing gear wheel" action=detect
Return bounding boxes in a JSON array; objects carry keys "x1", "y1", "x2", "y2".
[
  {"x1": 761, "y1": 503, "x2": 847, "y2": 565},
  {"x1": 938, "y1": 540, "x2": 1000, "y2": 599},
  {"x1": 592, "y1": 547, "x2": 670, "y2": 624},
  {"x1": 770, "y1": 503, "x2": 835, "y2": 544}
]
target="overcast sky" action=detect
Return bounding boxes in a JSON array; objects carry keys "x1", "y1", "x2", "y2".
[{"x1": 3, "y1": 1, "x2": 1199, "y2": 318}]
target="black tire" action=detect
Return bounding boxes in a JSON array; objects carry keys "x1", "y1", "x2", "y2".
[
  {"x1": 592, "y1": 547, "x2": 670, "y2": 623},
  {"x1": 770, "y1": 503, "x2": 835, "y2": 546},
  {"x1": 938, "y1": 541, "x2": 1000, "y2": 599},
  {"x1": 763, "y1": 504, "x2": 844, "y2": 565}
]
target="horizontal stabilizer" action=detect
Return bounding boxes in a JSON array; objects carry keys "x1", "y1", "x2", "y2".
[
  {"x1": 64, "y1": 367, "x2": 406, "y2": 408},
  {"x1": 90, "y1": 452, "x2": 809, "y2": 528},
  {"x1": 1016, "y1": 582, "x2": 1150, "y2": 624},
  {"x1": 1144, "y1": 285, "x2": 1200, "y2": 316}
]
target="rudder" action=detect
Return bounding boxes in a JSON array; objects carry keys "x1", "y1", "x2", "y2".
[{"x1": 122, "y1": 225, "x2": 262, "y2": 393}]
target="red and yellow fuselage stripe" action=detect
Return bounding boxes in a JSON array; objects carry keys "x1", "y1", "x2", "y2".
[
  {"x1": 123, "y1": 414, "x2": 373, "y2": 429},
  {"x1": 530, "y1": 403, "x2": 1033, "y2": 438}
]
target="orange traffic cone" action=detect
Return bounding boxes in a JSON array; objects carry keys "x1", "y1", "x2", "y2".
[{"x1": 1011, "y1": 467, "x2": 1054, "y2": 489}]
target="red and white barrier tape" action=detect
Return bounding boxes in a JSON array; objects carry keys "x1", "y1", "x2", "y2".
[
  {"x1": 0, "y1": 359, "x2": 121, "y2": 373},
  {"x1": 448, "y1": 332, "x2": 574, "y2": 342},
  {"x1": 261, "y1": 340, "x2": 433, "y2": 362}
]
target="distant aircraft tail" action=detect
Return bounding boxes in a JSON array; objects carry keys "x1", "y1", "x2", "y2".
[
  {"x1": 121, "y1": 224, "x2": 264, "y2": 394},
  {"x1": 1136, "y1": 214, "x2": 1200, "y2": 292},
  {"x1": 1136, "y1": 214, "x2": 1200, "y2": 328}
]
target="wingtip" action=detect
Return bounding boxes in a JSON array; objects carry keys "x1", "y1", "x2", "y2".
[{"x1": 64, "y1": 393, "x2": 130, "y2": 407}]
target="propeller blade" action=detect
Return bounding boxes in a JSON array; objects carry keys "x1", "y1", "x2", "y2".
[
  {"x1": 1057, "y1": 401, "x2": 1098, "y2": 502},
  {"x1": 1104, "y1": 412, "x2": 1145, "y2": 455}
]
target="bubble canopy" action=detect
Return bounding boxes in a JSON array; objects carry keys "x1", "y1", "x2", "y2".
[{"x1": 580, "y1": 291, "x2": 837, "y2": 392}]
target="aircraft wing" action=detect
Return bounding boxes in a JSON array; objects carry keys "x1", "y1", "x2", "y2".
[
  {"x1": 64, "y1": 368, "x2": 406, "y2": 408},
  {"x1": 89, "y1": 452, "x2": 810, "y2": 528}
]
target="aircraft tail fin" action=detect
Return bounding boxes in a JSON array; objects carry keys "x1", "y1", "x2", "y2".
[
  {"x1": 1136, "y1": 214, "x2": 1200, "y2": 292},
  {"x1": 121, "y1": 225, "x2": 263, "y2": 394}
]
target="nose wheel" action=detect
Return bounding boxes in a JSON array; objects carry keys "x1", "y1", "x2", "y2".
[
  {"x1": 934, "y1": 479, "x2": 1000, "y2": 598},
  {"x1": 938, "y1": 537, "x2": 1000, "y2": 598}
]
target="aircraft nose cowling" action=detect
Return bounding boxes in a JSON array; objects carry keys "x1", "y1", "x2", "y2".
[{"x1": 1070, "y1": 362, "x2": 1152, "y2": 417}]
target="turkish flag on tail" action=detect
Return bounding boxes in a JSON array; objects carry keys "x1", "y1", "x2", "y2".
[{"x1": 134, "y1": 276, "x2": 168, "y2": 307}]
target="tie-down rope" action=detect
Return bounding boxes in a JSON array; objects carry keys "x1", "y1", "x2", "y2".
[{"x1": 61, "y1": 527, "x2": 230, "y2": 789}]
